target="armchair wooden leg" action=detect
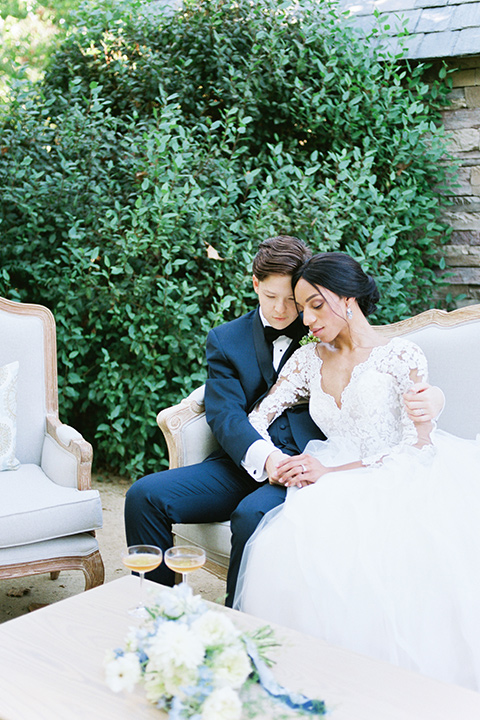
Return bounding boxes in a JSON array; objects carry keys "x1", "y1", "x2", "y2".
[{"x1": 82, "y1": 550, "x2": 105, "y2": 591}]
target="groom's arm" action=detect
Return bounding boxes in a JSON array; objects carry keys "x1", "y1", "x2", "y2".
[{"x1": 205, "y1": 326, "x2": 268, "y2": 468}]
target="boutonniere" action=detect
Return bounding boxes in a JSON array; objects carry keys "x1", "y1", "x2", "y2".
[{"x1": 300, "y1": 332, "x2": 320, "y2": 346}]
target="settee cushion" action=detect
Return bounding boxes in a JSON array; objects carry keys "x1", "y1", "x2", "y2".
[
  {"x1": 173, "y1": 521, "x2": 231, "y2": 569},
  {"x1": 0, "y1": 464, "x2": 102, "y2": 548},
  {"x1": 0, "y1": 362, "x2": 20, "y2": 472}
]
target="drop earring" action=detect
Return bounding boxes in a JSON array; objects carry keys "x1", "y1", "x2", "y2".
[{"x1": 346, "y1": 307, "x2": 353, "y2": 320}]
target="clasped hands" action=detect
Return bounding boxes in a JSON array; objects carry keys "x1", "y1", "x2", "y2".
[{"x1": 265, "y1": 449, "x2": 327, "y2": 488}]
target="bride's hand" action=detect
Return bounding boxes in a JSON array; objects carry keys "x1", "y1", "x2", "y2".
[{"x1": 275, "y1": 453, "x2": 329, "y2": 487}]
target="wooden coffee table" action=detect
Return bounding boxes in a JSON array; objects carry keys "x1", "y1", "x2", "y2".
[{"x1": 0, "y1": 576, "x2": 479, "y2": 719}]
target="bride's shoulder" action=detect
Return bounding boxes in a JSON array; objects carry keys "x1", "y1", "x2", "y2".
[
  {"x1": 287, "y1": 341, "x2": 321, "y2": 370},
  {"x1": 294, "y1": 341, "x2": 322, "y2": 359},
  {"x1": 380, "y1": 336, "x2": 427, "y2": 367},
  {"x1": 384, "y1": 336, "x2": 424, "y2": 354}
]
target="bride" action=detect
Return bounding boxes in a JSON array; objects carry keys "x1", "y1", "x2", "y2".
[{"x1": 234, "y1": 251, "x2": 480, "y2": 691}]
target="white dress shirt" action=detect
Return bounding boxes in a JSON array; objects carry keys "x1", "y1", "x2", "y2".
[{"x1": 241, "y1": 309, "x2": 293, "y2": 481}]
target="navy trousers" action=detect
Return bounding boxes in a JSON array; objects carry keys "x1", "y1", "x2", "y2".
[{"x1": 124, "y1": 456, "x2": 286, "y2": 606}]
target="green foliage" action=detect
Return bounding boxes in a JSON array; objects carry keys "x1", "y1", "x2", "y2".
[{"x1": 0, "y1": 0, "x2": 457, "y2": 476}]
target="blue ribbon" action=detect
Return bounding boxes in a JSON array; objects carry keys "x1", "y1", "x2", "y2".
[{"x1": 244, "y1": 637, "x2": 326, "y2": 715}]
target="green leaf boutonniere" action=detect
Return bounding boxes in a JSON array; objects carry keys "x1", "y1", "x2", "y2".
[{"x1": 300, "y1": 332, "x2": 320, "y2": 346}]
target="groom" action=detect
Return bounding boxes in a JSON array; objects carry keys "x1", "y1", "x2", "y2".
[
  {"x1": 125, "y1": 235, "x2": 443, "y2": 606},
  {"x1": 125, "y1": 235, "x2": 323, "y2": 605}
]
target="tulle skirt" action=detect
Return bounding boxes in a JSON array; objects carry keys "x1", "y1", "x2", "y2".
[{"x1": 234, "y1": 430, "x2": 480, "y2": 691}]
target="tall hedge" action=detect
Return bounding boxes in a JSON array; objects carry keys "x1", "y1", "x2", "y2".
[{"x1": 0, "y1": 0, "x2": 456, "y2": 477}]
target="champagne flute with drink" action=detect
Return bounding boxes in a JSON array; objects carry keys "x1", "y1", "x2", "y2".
[
  {"x1": 121, "y1": 544, "x2": 163, "y2": 617},
  {"x1": 164, "y1": 545, "x2": 206, "y2": 587}
]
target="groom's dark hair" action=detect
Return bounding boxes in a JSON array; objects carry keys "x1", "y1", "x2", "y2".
[{"x1": 252, "y1": 235, "x2": 312, "y2": 281}]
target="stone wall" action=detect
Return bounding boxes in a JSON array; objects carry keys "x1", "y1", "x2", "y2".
[{"x1": 436, "y1": 57, "x2": 480, "y2": 306}]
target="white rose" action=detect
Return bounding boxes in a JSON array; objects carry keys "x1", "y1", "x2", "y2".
[
  {"x1": 162, "y1": 664, "x2": 198, "y2": 699},
  {"x1": 211, "y1": 645, "x2": 252, "y2": 689},
  {"x1": 191, "y1": 610, "x2": 240, "y2": 648},
  {"x1": 150, "y1": 587, "x2": 185, "y2": 619},
  {"x1": 150, "y1": 583, "x2": 205, "y2": 618},
  {"x1": 144, "y1": 658, "x2": 197, "y2": 703},
  {"x1": 104, "y1": 652, "x2": 141, "y2": 693},
  {"x1": 123, "y1": 626, "x2": 143, "y2": 652},
  {"x1": 201, "y1": 687, "x2": 242, "y2": 720},
  {"x1": 144, "y1": 663, "x2": 168, "y2": 703},
  {"x1": 148, "y1": 621, "x2": 205, "y2": 670},
  {"x1": 182, "y1": 589, "x2": 205, "y2": 615}
]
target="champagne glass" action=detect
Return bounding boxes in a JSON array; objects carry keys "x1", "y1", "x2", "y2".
[
  {"x1": 164, "y1": 545, "x2": 206, "y2": 587},
  {"x1": 121, "y1": 544, "x2": 163, "y2": 617}
]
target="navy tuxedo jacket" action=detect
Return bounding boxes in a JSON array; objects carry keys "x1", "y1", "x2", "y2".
[{"x1": 204, "y1": 308, "x2": 326, "y2": 468}]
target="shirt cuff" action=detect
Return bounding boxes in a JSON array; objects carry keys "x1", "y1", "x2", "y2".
[{"x1": 242, "y1": 439, "x2": 277, "y2": 482}]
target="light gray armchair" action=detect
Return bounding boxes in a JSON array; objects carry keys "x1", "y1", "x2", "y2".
[{"x1": 0, "y1": 296, "x2": 104, "y2": 590}]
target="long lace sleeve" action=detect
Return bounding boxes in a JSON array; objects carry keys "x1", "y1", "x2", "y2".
[
  {"x1": 248, "y1": 345, "x2": 318, "y2": 441},
  {"x1": 362, "y1": 339, "x2": 432, "y2": 467}
]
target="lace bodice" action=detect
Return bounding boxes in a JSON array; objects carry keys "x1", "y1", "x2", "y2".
[{"x1": 249, "y1": 337, "x2": 429, "y2": 462}]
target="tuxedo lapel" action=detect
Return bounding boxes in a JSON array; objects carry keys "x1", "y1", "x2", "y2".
[{"x1": 252, "y1": 309, "x2": 276, "y2": 388}]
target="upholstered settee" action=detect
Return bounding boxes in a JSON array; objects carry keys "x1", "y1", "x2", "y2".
[
  {"x1": 0, "y1": 296, "x2": 104, "y2": 590},
  {"x1": 157, "y1": 304, "x2": 480, "y2": 582}
]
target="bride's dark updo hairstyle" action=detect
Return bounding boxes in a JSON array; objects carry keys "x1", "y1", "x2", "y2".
[{"x1": 292, "y1": 252, "x2": 380, "y2": 317}]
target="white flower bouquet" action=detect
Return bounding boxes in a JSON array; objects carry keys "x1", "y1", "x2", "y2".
[{"x1": 105, "y1": 583, "x2": 326, "y2": 719}]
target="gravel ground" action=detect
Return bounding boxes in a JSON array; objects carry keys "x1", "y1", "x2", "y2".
[{"x1": 0, "y1": 475, "x2": 226, "y2": 624}]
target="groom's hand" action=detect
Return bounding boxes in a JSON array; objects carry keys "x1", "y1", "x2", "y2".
[
  {"x1": 265, "y1": 450, "x2": 291, "y2": 485},
  {"x1": 275, "y1": 453, "x2": 327, "y2": 487}
]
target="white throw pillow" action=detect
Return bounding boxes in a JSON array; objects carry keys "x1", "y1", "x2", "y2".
[{"x1": 0, "y1": 361, "x2": 20, "y2": 471}]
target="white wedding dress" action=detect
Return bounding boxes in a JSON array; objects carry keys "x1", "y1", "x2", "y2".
[{"x1": 234, "y1": 338, "x2": 480, "y2": 691}]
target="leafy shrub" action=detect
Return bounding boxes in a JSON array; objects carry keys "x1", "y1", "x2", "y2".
[{"x1": 0, "y1": 0, "x2": 456, "y2": 477}]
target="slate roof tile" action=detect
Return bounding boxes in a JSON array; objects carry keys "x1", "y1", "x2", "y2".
[{"x1": 338, "y1": 0, "x2": 480, "y2": 58}]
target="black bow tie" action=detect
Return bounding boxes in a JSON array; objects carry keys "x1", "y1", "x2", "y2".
[{"x1": 264, "y1": 322, "x2": 298, "y2": 343}]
